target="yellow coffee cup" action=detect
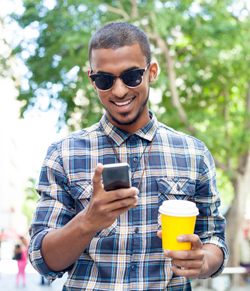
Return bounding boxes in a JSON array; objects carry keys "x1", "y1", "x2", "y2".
[{"x1": 159, "y1": 200, "x2": 199, "y2": 251}]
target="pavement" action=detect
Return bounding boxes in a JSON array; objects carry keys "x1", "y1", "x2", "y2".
[
  {"x1": 0, "y1": 259, "x2": 66, "y2": 290},
  {"x1": 1, "y1": 259, "x2": 250, "y2": 291},
  {"x1": 190, "y1": 279, "x2": 250, "y2": 291}
]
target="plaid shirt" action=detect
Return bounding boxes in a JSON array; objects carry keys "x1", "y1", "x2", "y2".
[{"x1": 29, "y1": 111, "x2": 228, "y2": 290}]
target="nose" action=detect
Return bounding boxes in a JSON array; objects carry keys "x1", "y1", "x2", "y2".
[{"x1": 111, "y1": 77, "x2": 129, "y2": 98}]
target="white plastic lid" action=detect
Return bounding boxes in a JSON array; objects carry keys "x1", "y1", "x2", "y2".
[{"x1": 159, "y1": 200, "x2": 199, "y2": 217}]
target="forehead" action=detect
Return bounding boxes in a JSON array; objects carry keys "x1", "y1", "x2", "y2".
[{"x1": 90, "y1": 43, "x2": 147, "y2": 74}]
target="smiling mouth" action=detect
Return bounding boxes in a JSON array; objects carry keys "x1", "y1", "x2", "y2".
[{"x1": 113, "y1": 97, "x2": 135, "y2": 106}]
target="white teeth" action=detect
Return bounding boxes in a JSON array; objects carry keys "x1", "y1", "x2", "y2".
[{"x1": 114, "y1": 98, "x2": 133, "y2": 106}]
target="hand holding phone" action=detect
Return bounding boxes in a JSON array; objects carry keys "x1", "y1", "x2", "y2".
[{"x1": 102, "y1": 163, "x2": 131, "y2": 191}]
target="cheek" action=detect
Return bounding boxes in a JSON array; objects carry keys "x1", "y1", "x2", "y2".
[
  {"x1": 97, "y1": 93, "x2": 110, "y2": 108},
  {"x1": 139, "y1": 77, "x2": 150, "y2": 94},
  {"x1": 97, "y1": 91, "x2": 107, "y2": 100},
  {"x1": 138, "y1": 85, "x2": 149, "y2": 98}
]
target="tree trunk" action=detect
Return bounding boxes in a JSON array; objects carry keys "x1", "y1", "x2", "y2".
[{"x1": 225, "y1": 151, "x2": 250, "y2": 266}]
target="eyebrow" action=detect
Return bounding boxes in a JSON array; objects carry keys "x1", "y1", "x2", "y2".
[{"x1": 96, "y1": 66, "x2": 140, "y2": 75}]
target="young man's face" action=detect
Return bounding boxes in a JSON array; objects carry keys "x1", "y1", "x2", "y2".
[{"x1": 88, "y1": 43, "x2": 157, "y2": 134}]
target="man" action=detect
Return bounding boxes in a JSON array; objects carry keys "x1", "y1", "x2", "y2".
[{"x1": 29, "y1": 22, "x2": 228, "y2": 290}]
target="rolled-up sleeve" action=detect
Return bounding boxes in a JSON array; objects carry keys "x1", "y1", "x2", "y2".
[
  {"x1": 28, "y1": 143, "x2": 75, "y2": 282},
  {"x1": 194, "y1": 145, "x2": 229, "y2": 278}
]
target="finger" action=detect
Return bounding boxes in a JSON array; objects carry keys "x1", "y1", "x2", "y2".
[
  {"x1": 110, "y1": 187, "x2": 139, "y2": 201},
  {"x1": 157, "y1": 231, "x2": 162, "y2": 239},
  {"x1": 164, "y1": 249, "x2": 192, "y2": 260},
  {"x1": 171, "y1": 265, "x2": 200, "y2": 280},
  {"x1": 92, "y1": 163, "x2": 104, "y2": 192},
  {"x1": 172, "y1": 257, "x2": 203, "y2": 270},
  {"x1": 100, "y1": 187, "x2": 139, "y2": 207},
  {"x1": 177, "y1": 234, "x2": 202, "y2": 249},
  {"x1": 110, "y1": 196, "x2": 139, "y2": 217},
  {"x1": 164, "y1": 249, "x2": 179, "y2": 259},
  {"x1": 108, "y1": 194, "x2": 139, "y2": 212},
  {"x1": 164, "y1": 248, "x2": 203, "y2": 261}
]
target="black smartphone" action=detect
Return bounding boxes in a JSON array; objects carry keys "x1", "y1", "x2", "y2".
[{"x1": 102, "y1": 163, "x2": 131, "y2": 191}]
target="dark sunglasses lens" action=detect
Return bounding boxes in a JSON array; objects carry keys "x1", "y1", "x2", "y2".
[
  {"x1": 95, "y1": 75, "x2": 114, "y2": 90},
  {"x1": 122, "y1": 71, "x2": 142, "y2": 87}
]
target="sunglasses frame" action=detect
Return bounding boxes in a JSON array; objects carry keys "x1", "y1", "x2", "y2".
[{"x1": 89, "y1": 63, "x2": 150, "y2": 91}]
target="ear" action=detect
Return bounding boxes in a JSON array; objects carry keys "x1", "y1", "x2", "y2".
[
  {"x1": 88, "y1": 70, "x2": 97, "y2": 90},
  {"x1": 149, "y1": 62, "x2": 158, "y2": 83}
]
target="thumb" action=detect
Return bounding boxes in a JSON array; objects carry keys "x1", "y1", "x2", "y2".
[{"x1": 92, "y1": 163, "x2": 104, "y2": 191}]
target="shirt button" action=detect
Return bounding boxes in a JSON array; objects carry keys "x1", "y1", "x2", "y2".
[
  {"x1": 134, "y1": 227, "x2": 139, "y2": 234},
  {"x1": 130, "y1": 135, "x2": 136, "y2": 142},
  {"x1": 133, "y1": 157, "x2": 138, "y2": 163},
  {"x1": 131, "y1": 265, "x2": 136, "y2": 271}
]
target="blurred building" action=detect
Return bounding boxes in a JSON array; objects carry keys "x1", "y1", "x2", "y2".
[
  {"x1": 0, "y1": 18, "x2": 27, "y2": 243},
  {"x1": 0, "y1": 78, "x2": 27, "y2": 234}
]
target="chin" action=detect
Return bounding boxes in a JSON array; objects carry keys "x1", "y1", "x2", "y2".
[{"x1": 112, "y1": 113, "x2": 139, "y2": 126}]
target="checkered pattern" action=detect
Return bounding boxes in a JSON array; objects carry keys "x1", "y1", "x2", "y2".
[{"x1": 29, "y1": 111, "x2": 228, "y2": 290}]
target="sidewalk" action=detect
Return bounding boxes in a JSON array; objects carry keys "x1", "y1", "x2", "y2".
[
  {"x1": 191, "y1": 279, "x2": 250, "y2": 291},
  {"x1": 0, "y1": 259, "x2": 66, "y2": 290}
]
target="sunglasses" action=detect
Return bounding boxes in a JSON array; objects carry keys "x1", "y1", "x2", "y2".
[{"x1": 89, "y1": 63, "x2": 150, "y2": 91}]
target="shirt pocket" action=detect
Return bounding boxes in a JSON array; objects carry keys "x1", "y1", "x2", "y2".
[
  {"x1": 157, "y1": 178, "x2": 196, "y2": 228},
  {"x1": 70, "y1": 180, "x2": 117, "y2": 237}
]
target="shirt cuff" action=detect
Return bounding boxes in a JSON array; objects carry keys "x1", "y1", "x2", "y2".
[
  {"x1": 28, "y1": 229, "x2": 68, "y2": 283},
  {"x1": 202, "y1": 236, "x2": 229, "y2": 278}
]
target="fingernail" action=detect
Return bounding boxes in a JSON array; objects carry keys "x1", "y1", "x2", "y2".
[
  {"x1": 164, "y1": 250, "x2": 169, "y2": 256},
  {"x1": 178, "y1": 236, "x2": 184, "y2": 242},
  {"x1": 96, "y1": 163, "x2": 102, "y2": 172}
]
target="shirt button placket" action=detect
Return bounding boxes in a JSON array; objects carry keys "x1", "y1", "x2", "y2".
[
  {"x1": 129, "y1": 134, "x2": 139, "y2": 280},
  {"x1": 129, "y1": 135, "x2": 138, "y2": 187},
  {"x1": 132, "y1": 135, "x2": 138, "y2": 166}
]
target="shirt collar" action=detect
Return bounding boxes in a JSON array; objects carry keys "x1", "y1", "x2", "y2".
[{"x1": 99, "y1": 110, "x2": 158, "y2": 146}]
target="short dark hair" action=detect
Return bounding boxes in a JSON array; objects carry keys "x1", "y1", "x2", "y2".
[{"x1": 88, "y1": 22, "x2": 151, "y2": 66}]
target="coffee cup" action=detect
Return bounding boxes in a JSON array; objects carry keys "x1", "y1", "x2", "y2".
[{"x1": 159, "y1": 200, "x2": 199, "y2": 251}]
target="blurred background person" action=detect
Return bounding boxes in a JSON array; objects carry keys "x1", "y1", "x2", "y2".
[{"x1": 15, "y1": 236, "x2": 28, "y2": 287}]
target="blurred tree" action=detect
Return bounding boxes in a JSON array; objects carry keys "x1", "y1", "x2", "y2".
[
  {"x1": 0, "y1": 17, "x2": 14, "y2": 78},
  {"x1": 22, "y1": 178, "x2": 39, "y2": 226},
  {"x1": 12, "y1": 0, "x2": 250, "y2": 266}
]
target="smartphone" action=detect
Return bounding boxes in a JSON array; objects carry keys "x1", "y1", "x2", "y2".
[{"x1": 102, "y1": 163, "x2": 131, "y2": 191}]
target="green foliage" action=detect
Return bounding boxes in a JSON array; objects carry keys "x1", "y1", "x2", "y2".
[
  {"x1": 22, "y1": 178, "x2": 39, "y2": 226},
  {"x1": 11, "y1": 0, "x2": 250, "y2": 195},
  {"x1": 216, "y1": 169, "x2": 234, "y2": 206},
  {"x1": 0, "y1": 17, "x2": 12, "y2": 78}
]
